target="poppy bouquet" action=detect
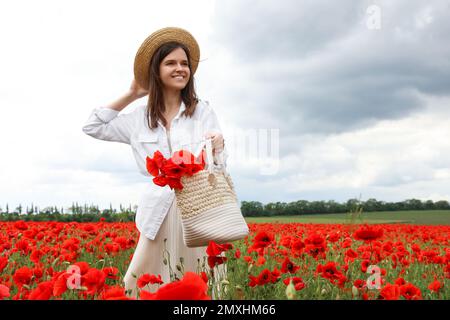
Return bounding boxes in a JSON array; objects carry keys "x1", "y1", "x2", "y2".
[
  {"x1": 145, "y1": 150, "x2": 207, "y2": 190},
  {"x1": 146, "y1": 139, "x2": 248, "y2": 248}
]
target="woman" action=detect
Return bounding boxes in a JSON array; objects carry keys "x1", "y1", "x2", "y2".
[{"x1": 82, "y1": 27, "x2": 228, "y2": 299}]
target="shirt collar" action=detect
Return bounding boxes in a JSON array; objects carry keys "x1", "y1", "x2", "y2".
[
  {"x1": 156, "y1": 100, "x2": 186, "y2": 128},
  {"x1": 173, "y1": 100, "x2": 186, "y2": 121}
]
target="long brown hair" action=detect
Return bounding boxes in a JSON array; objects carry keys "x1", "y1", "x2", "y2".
[{"x1": 146, "y1": 41, "x2": 199, "y2": 130}]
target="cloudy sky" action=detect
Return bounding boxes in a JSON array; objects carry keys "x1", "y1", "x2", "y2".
[{"x1": 1, "y1": 0, "x2": 450, "y2": 212}]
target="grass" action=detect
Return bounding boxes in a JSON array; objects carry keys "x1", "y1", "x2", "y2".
[{"x1": 244, "y1": 210, "x2": 450, "y2": 225}]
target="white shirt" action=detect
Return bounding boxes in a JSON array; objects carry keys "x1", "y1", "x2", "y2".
[{"x1": 82, "y1": 99, "x2": 229, "y2": 240}]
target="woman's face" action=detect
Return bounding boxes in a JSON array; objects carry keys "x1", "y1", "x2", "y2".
[{"x1": 159, "y1": 47, "x2": 191, "y2": 91}]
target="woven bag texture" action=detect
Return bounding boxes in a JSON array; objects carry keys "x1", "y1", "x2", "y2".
[{"x1": 175, "y1": 170, "x2": 238, "y2": 219}]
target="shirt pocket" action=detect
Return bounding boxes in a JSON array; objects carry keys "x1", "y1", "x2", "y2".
[{"x1": 136, "y1": 131, "x2": 160, "y2": 157}]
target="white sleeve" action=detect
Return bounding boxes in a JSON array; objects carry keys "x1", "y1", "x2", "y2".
[
  {"x1": 82, "y1": 106, "x2": 137, "y2": 145},
  {"x1": 202, "y1": 101, "x2": 229, "y2": 169}
]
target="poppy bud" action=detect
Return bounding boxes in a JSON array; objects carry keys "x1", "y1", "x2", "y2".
[
  {"x1": 285, "y1": 280, "x2": 296, "y2": 300},
  {"x1": 234, "y1": 285, "x2": 245, "y2": 300},
  {"x1": 352, "y1": 285, "x2": 359, "y2": 297}
]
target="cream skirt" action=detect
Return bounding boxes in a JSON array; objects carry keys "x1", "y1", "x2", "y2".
[{"x1": 123, "y1": 197, "x2": 225, "y2": 299}]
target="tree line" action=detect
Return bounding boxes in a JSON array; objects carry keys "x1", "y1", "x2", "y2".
[
  {"x1": 241, "y1": 198, "x2": 450, "y2": 217},
  {"x1": 0, "y1": 198, "x2": 449, "y2": 222},
  {"x1": 0, "y1": 202, "x2": 136, "y2": 222}
]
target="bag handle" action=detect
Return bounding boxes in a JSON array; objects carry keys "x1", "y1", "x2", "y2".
[
  {"x1": 204, "y1": 138, "x2": 215, "y2": 174},
  {"x1": 194, "y1": 138, "x2": 224, "y2": 175}
]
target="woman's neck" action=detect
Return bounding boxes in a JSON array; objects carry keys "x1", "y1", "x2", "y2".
[{"x1": 162, "y1": 89, "x2": 182, "y2": 114}]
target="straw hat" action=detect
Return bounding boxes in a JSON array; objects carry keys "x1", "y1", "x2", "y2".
[{"x1": 134, "y1": 27, "x2": 200, "y2": 90}]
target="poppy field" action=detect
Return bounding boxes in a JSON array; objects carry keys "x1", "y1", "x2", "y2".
[{"x1": 0, "y1": 219, "x2": 449, "y2": 300}]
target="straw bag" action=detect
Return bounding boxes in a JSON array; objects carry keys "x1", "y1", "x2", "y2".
[{"x1": 174, "y1": 138, "x2": 249, "y2": 248}]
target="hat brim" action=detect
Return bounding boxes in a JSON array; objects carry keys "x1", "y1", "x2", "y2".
[{"x1": 134, "y1": 27, "x2": 200, "y2": 90}]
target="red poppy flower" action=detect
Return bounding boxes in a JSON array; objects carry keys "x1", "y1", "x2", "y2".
[
  {"x1": 200, "y1": 272, "x2": 208, "y2": 284},
  {"x1": 206, "y1": 241, "x2": 233, "y2": 256},
  {"x1": 394, "y1": 277, "x2": 406, "y2": 286},
  {"x1": 317, "y1": 261, "x2": 344, "y2": 283},
  {"x1": 256, "y1": 256, "x2": 266, "y2": 266},
  {"x1": 270, "y1": 268, "x2": 281, "y2": 283},
  {"x1": 153, "y1": 175, "x2": 168, "y2": 187},
  {"x1": 147, "y1": 150, "x2": 166, "y2": 177},
  {"x1": 62, "y1": 238, "x2": 80, "y2": 251},
  {"x1": 327, "y1": 231, "x2": 341, "y2": 243},
  {"x1": 305, "y1": 233, "x2": 326, "y2": 247},
  {"x1": 0, "y1": 284, "x2": 10, "y2": 300},
  {"x1": 291, "y1": 239, "x2": 305, "y2": 252},
  {"x1": 172, "y1": 150, "x2": 205, "y2": 174},
  {"x1": 283, "y1": 277, "x2": 305, "y2": 291},
  {"x1": 32, "y1": 266, "x2": 44, "y2": 280},
  {"x1": 243, "y1": 256, "x2": 253, "y2": 264},
  {"x1": 53, "y1": 273, "x2": 72, "y2": 296},
  {"x1": 139, "y1": 272, "x2": 210, "y2": 300},
  {"x1": 207, "y1": 256, "x2": 227, "y2": 269},
  {"x1": 13, "y1": 266, "x2": 33, "y2": 288},
  {"x1": 251, "y1": 231, "x2": 274, "y2": 249},
  {"x1": 73, "y1": 262, "x2": 90, "y2": 275},
  {"x1": 0, "y1": 256, "x2": 8, "y2": 273},
  {"x1": 354, "y1": 225, "x2": 384, "y2": 242},
  {"x1": 400, "y1": 283, "x2": 422, "y2": 300},
  {"x1": 146, "y1": 156, "x2": 159, "y2": 177},
  {"x1": 14, "y1": 220, "x2": 28, "y2": 231},
  {"x1": 114, "y1": 236, "x2": 130, "y2": 249},
  {"x1": 161, "y1": 159, "x2": 186, "y2": 179},
  {"x1": 153, "y1": 150, "x2": 166, "y2": 165},
  {"x1": 249, "y1": 269, "x2": 272, "y2": 287},
  {"x1": 148, "y1": 149, "x2": 206, "y2": 190},
  {"x1": 15, "y1": 239, "x2": 30, "y2": 255},
  {"x1": 444, "y1": 263, "x2": 450, "y2": 279},
  {"x1": 428, "y1": 280, "x2": 443, "y2": 293},
  {"x1": 81, "y1": 268, "x2": 106, "y2": 296},
  {"x1": 153, "y1": 174, "x2": 185, "y2": 190},
  {"x1": 345, "y1": 248, "x2": 358, "y2": 261},
  {"x1": 379, "y1": 283, "x2": 401, "y2": 300},
  {"x1": 166, "y1": 176, "x2": 184, "y2": 190},
  {"x1": 101, "y1": 286, "x2": 132, "y2": 300},
  {"x1": 102, "y1": 267, "x2": 119, "y2": 280},
  {"x1": 30, "y1": 249, "x2": 44, "y2": 264},
  {"x1": 29, "y1": 281, "x2": 54, "y2": 300},
  {"x1": 281, "y1": 257, "x2": 300, "y2": 274},
  {"x1": 361, "y1": 259, "x2": 370, "y2": 273},
  {"x1": 137, "y1": 274, "x2": 164, "y2": 288},
  {"x1": 353, "y1": 279, "x2": 366, "y2": 290}
]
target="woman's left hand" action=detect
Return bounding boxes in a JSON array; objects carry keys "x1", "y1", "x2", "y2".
[{"x1": 204, "y1": 132, "x2": 224, "y2": 153}]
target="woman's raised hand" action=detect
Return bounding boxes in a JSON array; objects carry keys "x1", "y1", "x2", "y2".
[
  {"x1": 204, "y1": 132, "x2": 225, "y2": 154},
  {"x1": 129, "y1": 79, "x2": 149, "y2": 99}
]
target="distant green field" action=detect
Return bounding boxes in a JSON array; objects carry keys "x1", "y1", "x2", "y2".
[{"x1": 245, "y1": 210, "x2": 450, "y2": 225}]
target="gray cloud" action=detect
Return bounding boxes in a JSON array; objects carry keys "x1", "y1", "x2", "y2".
[
  {"x1": 212, "y1": 0, "x2": 365, "y2": 62},
  {"x1": 210, "y1": 0, "x2": 450, "y2": 147}
]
